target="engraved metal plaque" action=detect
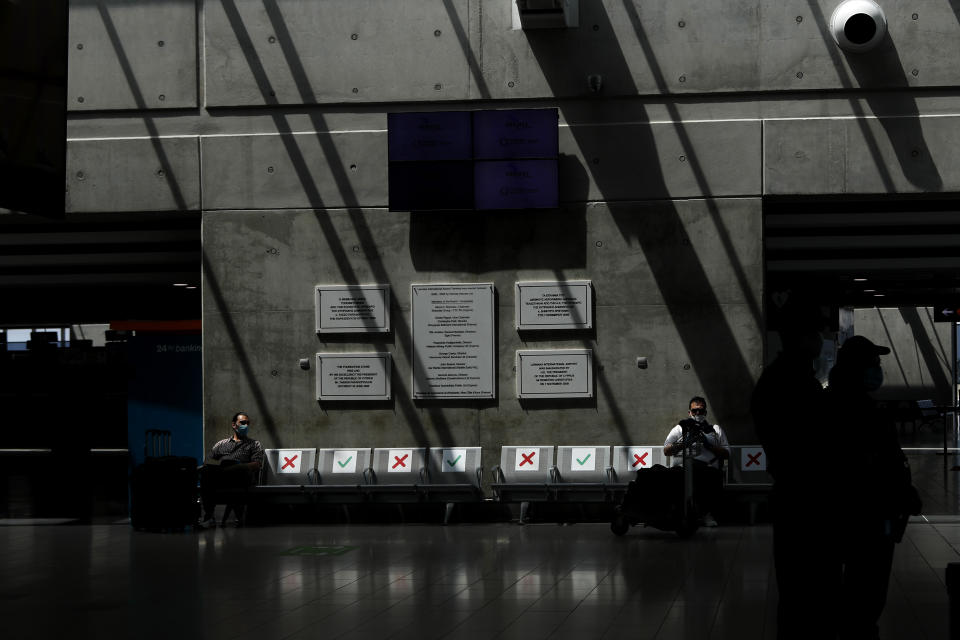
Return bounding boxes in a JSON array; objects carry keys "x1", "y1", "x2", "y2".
[
  {"x1": 516, "y1": 349, "x2": 593, "y2": 399},
  {"x1": 515, "y1": 281, "x2": 592, "y2": 330},
  {"x1": 315, "y1": 285, "x2": 390, "y2": 334},
  {"x1": 411, "y1": 283, "x2": 496, "y2": 399},
  {"x1": 316, "y1": 353, "x2": 391, "y2": 401}
]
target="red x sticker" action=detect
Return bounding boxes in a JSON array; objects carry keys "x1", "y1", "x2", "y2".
[
  {"x1": 627, "y1": 447, "x2": 652, "y2": 470},
  {"x1": 741, "y1": 447, "x2": 766, "y2": 471},
  {"x1": 278, "y1": 450, "x2": 302, "y2": 474},
  {"x1": 387, "y1": 449, "x2": 413, "y2": 473},
  {"x1": 515, "y1": 448, "x2": 540, "y2": 471}
]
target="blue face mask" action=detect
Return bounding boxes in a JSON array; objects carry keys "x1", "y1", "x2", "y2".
[
  {"x1": 863, "y1": 366, "x2": 883, "y2": 391},
  {"x1": 235, "y1": 423, "x2": 249, "y2": 437}
]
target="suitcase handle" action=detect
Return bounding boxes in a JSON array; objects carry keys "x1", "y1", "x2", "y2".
[{"x1": 145, "y1": 429, "x2": 172, "y2": 458}]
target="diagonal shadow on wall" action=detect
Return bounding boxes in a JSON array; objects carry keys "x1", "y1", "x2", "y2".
[
  {"x1": 202, "y1": 251, "x2": 280, "y2": 444},
  {"x1": 96, "y1": 1, "x2": 190, "y2": 210},
  {"x1": 524, "y1": 2, "x2": 761, "y2": 433},
  {"x1": 441, "y1": 0, "x2": 491, "y2": 99},
  {"x1": 805, "y1": 0, "x2": 942, "y2": 192},
  {"x1": 218, "y1": 0, "x2": 463, "y2": 448},
  {"x1": 899, "y1": 306, "x2": 952, "y2": 399}
]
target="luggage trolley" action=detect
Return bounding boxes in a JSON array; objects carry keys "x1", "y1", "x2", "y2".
[{"x1": 611, "y1": 425, "x2": 705, "y2": 537}]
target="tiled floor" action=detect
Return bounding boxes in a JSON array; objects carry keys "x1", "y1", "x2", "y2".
[{"x1": 0, "y1": 518, "x2": 955, "y2": 640}]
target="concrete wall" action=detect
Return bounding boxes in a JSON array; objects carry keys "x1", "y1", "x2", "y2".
[
  {"x1": 61, "y1": 1, "x2": 960, "y2": 462},
  {"x1": 853, "y1": 308, "x2": 954, "y2": 404},
  {"x1": 202, "y1": 200, "x2": 762, "y2": 461}
]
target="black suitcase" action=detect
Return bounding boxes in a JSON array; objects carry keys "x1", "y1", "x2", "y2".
[
  {"x1": 130, "y1": 429, "x2": 199, "y2": 531},
  {"x1": 612, "y1": 463, "x2": 698, "y2": 537}
]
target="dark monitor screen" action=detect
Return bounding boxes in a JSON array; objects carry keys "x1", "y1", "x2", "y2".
[{"x1": 388, "y1": 161, "x2": 474, "y2": 211}]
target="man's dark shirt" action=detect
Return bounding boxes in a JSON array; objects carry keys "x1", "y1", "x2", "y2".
[
  {"x1": 209, "y1": 437, "x2": 264, "y2": 466},
  {"x1": 750, "y1": 350, "x2": 824, "y2": 492},
  {"x1": 825, "y1": 384, "x2": 915, "y2": 525}
]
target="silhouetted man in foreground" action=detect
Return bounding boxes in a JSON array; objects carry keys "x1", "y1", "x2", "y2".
[
  {"x1": 751, "y1": 306, "x2": 838, "y2": 639},
  {"x1": 826, "y1": 336, "x2": 921, "y2": 639}
]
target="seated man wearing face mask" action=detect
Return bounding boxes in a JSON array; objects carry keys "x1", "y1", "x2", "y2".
[
  {"x1": 826, "y1": 336, "x2": 921, "y2": 639},
  {"x1": 663, "y1": 396, "x2": 730, "y2": 527},
  {"x1": 198, "y1": 411, "x2": 264, "y2": 528}
]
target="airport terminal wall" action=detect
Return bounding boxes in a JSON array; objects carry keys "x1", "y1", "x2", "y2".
[{"x1": 59, "y1": 1, "x2": 960, "y2": 464}]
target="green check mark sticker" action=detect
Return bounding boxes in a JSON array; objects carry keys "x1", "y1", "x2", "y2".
[
  {"x1": 446, "y1": 454, "x2": 463, "y2": 468},
  {"x1": 337, "y1": 456, "x2": 353, "y2": 468},
  {"x1": 576, "y1": 453, "x2": 592, "y2": 466}
]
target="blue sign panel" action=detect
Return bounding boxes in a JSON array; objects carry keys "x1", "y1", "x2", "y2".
[
  {"x1": 472, "y1": 109, "x2": 559, "y2": 160},
  {"x1": 388, "y1": 111, "x2": 472, "y2": 162},
  {"x1": 474, "y1": 159, "x2": 558, "y2": 210},
  {"x1": 127, "y1": 334, "x2": 202, "y2": 467}
]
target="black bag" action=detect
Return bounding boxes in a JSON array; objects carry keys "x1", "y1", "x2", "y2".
[{"x1": 130, "y1": 429, "x2": 199, "y2": 530}]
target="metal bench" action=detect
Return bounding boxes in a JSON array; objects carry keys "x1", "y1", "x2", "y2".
[
  {"x1": 363, "y1": 447, "x2": 427, "y2": 503},
  {"x1": 491, "y1": 445, "x2": 555, "y2": 523},
  {"x1": 419, "y1": 447, "x2": 484, "y2": 524},
  {"x1": 552, "y1": 445, "x2": 613, "y2": 502},
  {"x1": 254, "y1": 448, "x2": 319, "y2": 500},
  {"x1": 609, "y1": 445, "x2": 668, "y2": 487},
  {"x1": 725, "y1": 445, "x2": 771, "y2": 524}
]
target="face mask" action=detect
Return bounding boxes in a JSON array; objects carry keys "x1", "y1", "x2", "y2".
[
  {"x1": 235, "y1": 424, "x2": 249, "y2": 437},
  {"x1": 863, "y1": 366, "x2": 883, "y2": 391},
  {"x1": 693, "y1": 414, "x2": 706, "y2": 424}
]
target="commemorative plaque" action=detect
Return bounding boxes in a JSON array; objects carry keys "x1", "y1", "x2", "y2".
[
  {"x1": 315, "y1": 285, "x2": 390, "y2": 334},
  {"x1": 316, "y1": 353, "x2": 391, "y2": 401},
  {"x1": 516, "y1": 349, "x2": 593, "y2": 399},
  {"x1": 515, "y1": 281, "x2": 592, "y2": 330},
  {"x1": 411, "y1": 283, "x2": 496, "y2": 399}
]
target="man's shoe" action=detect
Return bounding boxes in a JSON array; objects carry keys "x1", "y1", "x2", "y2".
[
  {"x1": 701, "y1": 513, "x2": 718, "y2": 527},
  {"x1": 197, "y1": 516, "x2": 216, "y2": 529}
]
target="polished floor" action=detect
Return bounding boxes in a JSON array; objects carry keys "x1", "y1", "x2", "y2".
[{"x1": 0, "y1": 516, "x2": 955, "y2": 640}]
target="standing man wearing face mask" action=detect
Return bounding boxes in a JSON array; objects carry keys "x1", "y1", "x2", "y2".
[
  {"x1": 826, "y1": 336, "x2": 921, "y2": 639},
  {"x1": 198, "y1": 411, "x2": 265, "y2": 528},
  {"x1": 663, "y1": 396, "x2": 730, "y2": 527}
]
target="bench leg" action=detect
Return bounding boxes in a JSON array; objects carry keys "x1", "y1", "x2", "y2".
[{"x1": 444, "y1": 502, "x2": 455, "y2": 525}]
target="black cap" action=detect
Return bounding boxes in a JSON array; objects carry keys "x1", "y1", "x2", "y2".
[{"x1": 836, "y1": 335, "x2": 890, "y2": 367}]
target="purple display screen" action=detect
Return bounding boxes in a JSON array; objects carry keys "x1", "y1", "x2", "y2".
[
  {"x1": 472, "y1": 109, "x2": 559, "y2": 160},
  {"x1": 388, "y1": 112, "x2": 472, "y2": 162},
  {"x1": 474, "y1": 159, "x2": 558, "y2": 210}
]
